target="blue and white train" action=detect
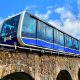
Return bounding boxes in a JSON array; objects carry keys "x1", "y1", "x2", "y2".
[{"x1": 0, "y1": 11, "x2": 80, "y2": 55}]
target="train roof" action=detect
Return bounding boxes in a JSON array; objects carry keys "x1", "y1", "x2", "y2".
[{"x1": 0, "y1": 10, "x2": 80, "y2": 41}]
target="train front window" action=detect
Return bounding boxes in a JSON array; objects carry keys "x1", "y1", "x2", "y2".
[
  {"x1": 22, "y1": 13, "x2": 36, "y2": 38},
  {"x1": 0, "y1": 15, "x2": 20, "y2": 42}
]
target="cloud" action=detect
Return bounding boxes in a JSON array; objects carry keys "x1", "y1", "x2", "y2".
[
  {"x1": 77, "y1": 0, "x2": 80, "y2": 6},
  {"x1": 35, "y1": 10, "x2": 52, "y2": 20},
  {"x1": 0, "y1": 17, "x2": 1, "y2": 19},
  {"x1": 48, "y1": 20, "x2": 62, "y2": 29},
  {"x1": 49, "y1": 7, "x2": 80, "y2": 39},
  {"x1": 46, "y1": 6, "x2": 54, "y2": 10},
  {"x1": 63, "y1": 19, "x2": 80, "y2": 38},
  {"x1": 28, "y1": 4, "x2": 80, "y2": 39},
  {"x1": 25, "y1": 5, "x2": 37, "y2": 10},
  {"x1": 8, "y1": 16, "x2": 11, "y2": 18},
  {"x1": 32, "y1": 6, "x2": 80, "y2": 39},
  {"x1": 7, "y1": 13, "x2": 15, "y2": 18},
  {"x1": 55, "y1": 7, "x2": 76, "y2": 21},
  {"x1": 0, "y1": 17, "x2": 3, "y2": 24}
]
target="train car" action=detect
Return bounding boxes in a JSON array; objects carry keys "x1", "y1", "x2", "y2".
[{"x1": 0, "y1": 11, "x2": 80, "y2": 55}]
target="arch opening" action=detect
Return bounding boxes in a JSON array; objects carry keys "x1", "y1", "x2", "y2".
[
  {"x1": 57, "y1": 70, "x2": 72, "y2": 80},
  {"x1": 78, "y1": 69, "x2": 80, "y2": 80},
  {"x1": 1, "y1": 72, "x2": 34, "y2": 80}
]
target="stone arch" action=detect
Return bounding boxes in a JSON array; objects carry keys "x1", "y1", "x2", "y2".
[
  {"x1": 78, "y1": 68, "x2": 80, "y2": 80},
  {"x1": 57, "y1": 70, "x2": 72, "y2": 80},
  {"x1": 1, "y1": 72, "x2": 34, "y2": 80}
]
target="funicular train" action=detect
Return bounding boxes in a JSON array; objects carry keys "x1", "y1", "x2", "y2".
[{"x1": 0, "y1": 11, "x2": 80, "y2": 56}]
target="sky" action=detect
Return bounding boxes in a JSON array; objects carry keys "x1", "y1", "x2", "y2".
[{"x1": 0, "y1": 0, "x2": 80, "y2": 39}]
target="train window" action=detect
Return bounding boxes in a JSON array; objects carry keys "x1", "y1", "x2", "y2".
[
  {"x1": 45, "y1": 25, "x2": 53, "y2": 43},
  {"x1": 79, "y1": 42, "x2": 80, "y2": 50},
  {"x1": 73, "y1": 39, "x2": 79, "y2": 50},
  {"x1": 22, "y1": 13, "x2": 36, "y2": 38},
  {"x1": 37, "y1": 21, "x2": 53, "y2": 43},
  {"x1": 59, "y1": 31, "x2": 64, "y2": 46},
  {"x1": 0, "y1": 23, "x2": 2, "y2": 34},
  {"x1": 54, "y1": 29, "x2": 58, "y2": 44},
  {"x1": 65, "y1": 35, "x2": 73, "y2": 48},
  {"x1": 65, "y1": 34, "x2": 68, "y2": 47},
  {"x1": 54, "y1": 29, "x2": 64, "y2": 46},
  {"x1": 68, "y1": 36, "x2": 73, "y2": 48},
  {"x1": 37, "y1": 21, "x2": 46, "y2": 40},
  {"x1": 0, "y1": 15, "x2": 20, "y2": 42}
]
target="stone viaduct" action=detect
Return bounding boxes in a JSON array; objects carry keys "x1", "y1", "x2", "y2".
[{"x1": 0, "y1": 47, "x2": 80, "y2": 80}]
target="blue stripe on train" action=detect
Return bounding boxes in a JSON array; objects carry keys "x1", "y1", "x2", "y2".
[
  {"x1": 21, "y1": 38, "x2": 53, "y2": 49},
  {"x1": 64, "y1": 47, "x2": 73, "y2": 53},
  {"x1": 73, "y1": 49, "x2": 80, "y2": 54},
  {"x1": 21, "y1": 38, "x2": 36, "y2": 46},
  {"x1": 53, "y1": 44, "x2": 65, "y2": 51},
  {"x1": 21, "y1": 37, "x2": 80, "y2": 54},
  {"x1": 64, "y1": 47, "x2": 80, "y2": 54},
  {"x1": 37, "y1": 39, "x2": 53, "y2": 49}
]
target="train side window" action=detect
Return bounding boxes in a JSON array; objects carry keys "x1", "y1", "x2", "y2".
[
  {"x1": 68, "y1": 36, "x2": 73, "y2": 48},
  {"x1": 76, "y1": 40, "x2": 79, "y2": 50},
  {"x1": 65, "y1": 35, "x2": 73, "y2": 48},
  {"x1": 73, "y1": 39, "x2": 79, "y2": 50},
  {"x1": 54, "y1": 29, "x2": 64, "y2": 46},
  {"x1": 79, "y1": 42, "x2": 80, "y2": 50},
  {"x1": 59, "y1": 31, "x2": 64, "y2": 46},
  {"x1": 22, "y1": 13, "x2": 36, "y2": 38},
  {"x1": 37, "y1": 21, "x2": 46, "y2": 40},
  {"x1": 45, "y1": 25, "x2": 53, "y2": 43},
  {"x1": 54, "y1": 29, "x2": 58, "y2": 44},
  {"x1": 65, "y1": 34, "x2": 68, "y2": 47}
]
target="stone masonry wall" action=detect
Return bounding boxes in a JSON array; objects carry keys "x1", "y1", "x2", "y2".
[{"x1": 0, "y1": 50, "x2": 80, "y2": 80}]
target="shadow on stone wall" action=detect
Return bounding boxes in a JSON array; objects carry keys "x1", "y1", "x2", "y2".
[
  {"x1": 57, "y1": 70, "x2": 72, "y2": 80},
  {"x1": 0, "y1": 72, "x2": 34, "y2": 80},
  {"x1": 78, "y1": 69, "x2": 80, "y2": 80}
]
